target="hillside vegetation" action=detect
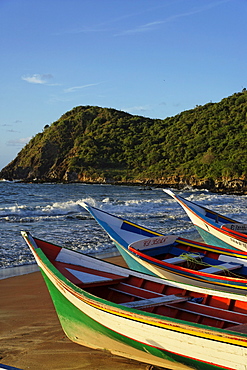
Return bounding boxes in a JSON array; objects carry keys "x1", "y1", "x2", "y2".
[{"x1": 1, "y1": 90, "x2": 247, "y2": 192}]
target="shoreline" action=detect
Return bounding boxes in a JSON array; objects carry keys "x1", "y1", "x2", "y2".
[
  {"x1": 0, "y1": 264, "x2": 39, "y2": 280},
  {"x1": 0, "y1": 255, "x2": 159, "y2": 370},
  {"x1": 1, "y1": 179, "x2": 247, "y2": 195},
  {"x1": 0, "y1": 249, "x2": 121, "y2": 280}
]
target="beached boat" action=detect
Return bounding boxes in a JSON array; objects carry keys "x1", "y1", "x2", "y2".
[
  {"x1": 22, "y1": 231, "x2": 247, "y2": 370},
  {"x1": 82, "y1": 202, "x2": 247, "y2": 296},
  {"x1": 0, "y1": 365, "x2": 24, "y2": 370},
  {"x1": 164, "y1": 189, "x2": 247, "y2": 252}
]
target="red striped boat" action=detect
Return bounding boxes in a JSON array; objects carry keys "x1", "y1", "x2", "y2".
[
  {"x1": 82, "y1": 202, "x2": 247, "y2": 296},
  {"x1": 164, "y1": 189, "x2": 247, "y2": 252},
  {"x1": 22, "y1": 231, "x2": 247, "y2": 370}
]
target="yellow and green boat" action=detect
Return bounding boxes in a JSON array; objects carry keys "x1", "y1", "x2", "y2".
[{"x1": 22, "y1": 231, "x2": 247, "y2": 370}]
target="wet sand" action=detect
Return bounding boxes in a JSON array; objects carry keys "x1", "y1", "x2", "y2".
[{"x1": 0, "y1": 256, "x2": 157, "y2": 370}]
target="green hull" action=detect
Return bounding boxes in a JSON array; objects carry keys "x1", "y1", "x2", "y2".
[{"x1": 42, "y1": 271, "x2": 224, "y2": 370}]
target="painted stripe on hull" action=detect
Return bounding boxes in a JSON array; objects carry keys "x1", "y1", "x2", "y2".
[
  {"x1": 179, "y1": 239, "x2": 247, "y2": 260},
  {"x1": 132, "y1": 252, "x2": 247, "y2": 293},
  {"x1": 42, "y1": 269, "x2": 237, "y2": 370},
  {"x1": 132, "y1": 256, "x2": 247, "y2": 295},
  {"x1": 38, "y1": 252, "x2": 247, "y2": 345},
  {"x1": 25, "y1": 236, "x2": 247, "y2": 370},
  {"x1": 83, "y1": 202, "x2": 247, "y2": 295},
  {"x1": 116, "y1": 242, "x2": 247, "y2": 299},
  {"x1": 174, "y1": 196, "x2": 247, "y2": 252}
]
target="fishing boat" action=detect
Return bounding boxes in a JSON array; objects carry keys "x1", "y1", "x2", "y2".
[
  {"x1": 82, "y1": 202, "x2": 247, "y2": 296},
  {"x1": 0, "y1": 365, "x2": 24, "y2": 370},
  {"x1": 164, "y1": 189, "x2": 247, "y2": 252},
  {"x1": 22, "y1": 231, "x2": 247, "y2": 370}
]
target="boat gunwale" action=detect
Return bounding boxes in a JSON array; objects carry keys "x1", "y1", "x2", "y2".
[
  {"x1": 175, "y1": 195, "x2": 247, "y2": 244},
  {"x1": 23, "y1": 232, "x2": 247, "y2": 345},
  {"x1": 128, "y1": 245, "x2": 247, "y2": 284}
]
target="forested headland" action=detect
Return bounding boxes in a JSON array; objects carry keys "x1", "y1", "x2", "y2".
[{"x1": 1, "y1": 90, "x2": 247, "y2": 193}]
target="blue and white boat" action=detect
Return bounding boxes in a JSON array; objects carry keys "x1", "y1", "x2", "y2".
[
  {"x1": 164, "y1": 189, "x2": 247, "y2": 252},
  {"x1": 82, "y1": 202, "x2": 247, "y2": 296}
]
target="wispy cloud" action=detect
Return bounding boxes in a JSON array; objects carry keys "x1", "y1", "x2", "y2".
[
  {"x1": 64, "y1": 83, "x2": 101, "y2": 93},
  {"x1": 7, "y1": 136, "x2": 31, "y2": 147},
  {"x1": 21, "y1": 74, "x2": 57, "y2": 85},
  {"x1": 116, "y1": 0, "x2": 231, "y2": 36},
  {"x1": 160, "y1": 0, "x2": 231, "y2": 25},
  {"x1": 56, "y1": 0, "x2": 230, "y2": 38}
]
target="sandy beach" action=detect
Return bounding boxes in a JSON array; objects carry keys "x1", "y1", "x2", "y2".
[{"x1": 0, "y1": 256, "x2": 159, "y2": 370}]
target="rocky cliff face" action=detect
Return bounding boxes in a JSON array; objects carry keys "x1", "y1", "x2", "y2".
[
  {"x1": 1, "y1": 163, "x2": 246, "y2": 194},
  {"x1": 1, "y1": 96, "x2": 247, "y2": 194}
]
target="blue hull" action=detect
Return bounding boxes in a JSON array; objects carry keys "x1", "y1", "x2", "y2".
[
  {"x1": 114, "y1": 241, "x2": 157, "y2": 276},
  {"x1": 195, "y1": 226, "x2": 239, "y2": 251}
]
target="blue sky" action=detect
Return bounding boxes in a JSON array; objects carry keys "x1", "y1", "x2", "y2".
[{"x1": 0, "y1": 0, "x2": 246, "y2": 170}]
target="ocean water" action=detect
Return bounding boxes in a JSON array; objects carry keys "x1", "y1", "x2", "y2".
[{"x1": 1, "y1": 181, "x2": 247, "y2": 271}]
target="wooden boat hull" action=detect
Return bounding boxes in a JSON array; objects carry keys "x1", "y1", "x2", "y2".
[
  {"x1": 41, "y1": 271, "x2": 192, "y2": 369},
  {"x1": 83, "y1": 202, "x2": 247, "y2": 297},
  {"x1": 164, "y1": 189, "x2": 247, "y2": 252},
  {"x1": 128, "y1": 241, "x2": 247, "y2": 296},
  {"x1": 22, "y1": 231, "x2": 247, "y2": 370}
]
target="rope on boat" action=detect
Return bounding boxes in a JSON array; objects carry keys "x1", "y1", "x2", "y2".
[
  {"x1": 178, "y1": 253, "x2": 242, "y2": 277},
  {"x1": 178, "y1": 253, "x2": 202, "y2": 268}
]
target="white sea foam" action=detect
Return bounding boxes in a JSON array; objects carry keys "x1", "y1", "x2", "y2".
[{"x1": 1, "y1": 183, "x2": 247, "y2": 269}]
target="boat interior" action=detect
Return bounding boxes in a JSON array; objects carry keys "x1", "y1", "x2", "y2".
[
  {"x1": 52, "y1": 253, "x2": 247, "y2": 334},
  {"x1": 30, "y1": 234, "x2": 247, "y2": 335},
  {"x1": 204, "y1": 209, "x2": 235, "y2": 224},
  {"x1": 181, "y1": 197, "x2": 235, "y2": 225},
  {"x1": 133, "y1": 241, "x2": 247, "y2": 278}
]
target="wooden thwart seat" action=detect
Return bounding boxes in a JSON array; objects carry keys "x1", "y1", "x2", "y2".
[
  {"x1": 165, "y1": 301, "x2": 247, "y2": 326},
  {"x1": 162, "y1": 253, "x2": 202, "y2": 265},
  {"x1": 109, "y1": 282, "x2": 189, "y2": 309},
  {"x1": 121, "y1": 294, "x2": 189, "y2": 308},
  {"x1": 199, "y1": 262, "x2": 242, "y2": 275}
]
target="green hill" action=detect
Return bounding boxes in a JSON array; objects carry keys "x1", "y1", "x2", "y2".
[{"x1": 1, "y1": 90, "x2": 247, "y2": 193}]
